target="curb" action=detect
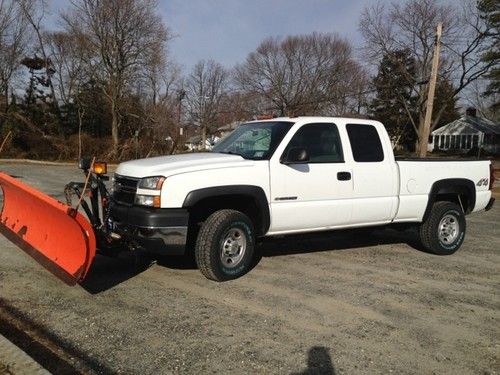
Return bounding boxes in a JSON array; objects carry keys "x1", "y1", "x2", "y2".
[
  {"x1": 0, "y1": 159, "x2": 118, "y2": 167},
  {"x1": 0, "y1": 159, "x2": 76, "y2": 166},
  {"x1": 0, "y1": 333, "x2": 50, "y2": 375}
]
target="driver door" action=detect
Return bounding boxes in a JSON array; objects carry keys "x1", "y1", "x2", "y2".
[{"x1": 269, "y1": 122, "x2": 353, "y2": 233}]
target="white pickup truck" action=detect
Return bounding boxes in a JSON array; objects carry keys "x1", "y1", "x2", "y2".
[{"x1": 109, "y1": 117, "x2": 495, "y2": 281}]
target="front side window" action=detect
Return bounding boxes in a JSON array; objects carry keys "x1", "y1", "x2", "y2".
[
  {"x1": 212, "y1": 121, "x2": 293, "y2": 160},
  {"x1": 346, "y1": 124, "x2": 384, "y2": 162},
  {"x1": 282, "y1": 123, "x2": 344, "y2": 163}
]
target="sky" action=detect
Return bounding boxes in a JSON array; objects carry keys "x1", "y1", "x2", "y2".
[{"x1": 48, "y1": 0, "x2": 394, "y2": 72}]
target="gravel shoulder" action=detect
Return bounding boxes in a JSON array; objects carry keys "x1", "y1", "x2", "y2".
[{"x1": 0, "y1": 163, "x2": 499, "y2": 374}]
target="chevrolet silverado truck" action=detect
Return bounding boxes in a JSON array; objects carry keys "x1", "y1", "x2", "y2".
[{"x1": 107, "y1": 117, "x2": 495, "y2": 281}]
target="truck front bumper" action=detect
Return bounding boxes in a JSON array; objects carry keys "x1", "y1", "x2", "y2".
[{"x1": 108, "y1": 202, "x2": 189, "y2": 255}]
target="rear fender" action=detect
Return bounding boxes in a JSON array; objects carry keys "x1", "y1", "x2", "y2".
[{"x1": 423, "y1": 178, "x2": 476, "y2": 221}]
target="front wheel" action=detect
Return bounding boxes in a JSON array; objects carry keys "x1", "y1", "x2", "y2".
[
  {"x1": 418, "y1": 201, "x2": 466, "y2": 255},
  {"x1": 195, "y1": 209, "x2": 255, "y2": 281}
]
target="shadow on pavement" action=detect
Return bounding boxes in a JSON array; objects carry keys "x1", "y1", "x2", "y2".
[
  {"x1": 80, "y1": 252, "x2": 154, "y2": 294},
  {"x1": 80, "y1": 226, "x2": 422, "y2": 293},
  {"x1": 293, "y1": 346, "x2": 336, "y2": 375},
  {"x1": 258, "y1": 226, "x2": 420, "y2": 257}
]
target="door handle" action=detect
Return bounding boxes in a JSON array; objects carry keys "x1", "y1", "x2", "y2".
[{"x1": 337, "y1": 171, "x2": 351, "y2": 181}]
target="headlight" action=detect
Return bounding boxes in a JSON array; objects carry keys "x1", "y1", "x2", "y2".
[
  {"x1": 135, "y1": 194, "x2": 161, "y2": 207},
  {"x1": 138, "y1": 176, "x2": 165, "y2": 190}
]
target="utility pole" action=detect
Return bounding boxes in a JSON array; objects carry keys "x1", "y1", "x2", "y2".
[
  {"x1": 177, "y1": 89, "x2": 185, "y2": 136},
  {"x1": 200, "y1": 95, "x2": 209, "y2": 150},
  {"x1": 419, "y1": 22, "x2": 442, "y2": 158}
]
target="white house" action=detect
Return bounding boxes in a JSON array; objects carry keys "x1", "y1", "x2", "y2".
[
  {"x1": 428, "y1": 108, "x2": 499, "y2": 154},
  {"x1": 185, "y1": 135, "x2": 220, "y2": 151},
  {"x1": 217, "y1": 121, "x2": 241, "y2": 137}
]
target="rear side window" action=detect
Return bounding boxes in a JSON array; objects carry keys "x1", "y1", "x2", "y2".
[{"x1": 346, "y1": 124, "x2": 384, "y2": 162}]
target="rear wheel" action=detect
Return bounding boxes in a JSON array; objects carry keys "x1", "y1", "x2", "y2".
[
  {"x1": 419, "y1": 201, "x2": 466, "y2": 255},
  {"x1": 195, "y1": 209, "x2": 255, "y2": 281}
]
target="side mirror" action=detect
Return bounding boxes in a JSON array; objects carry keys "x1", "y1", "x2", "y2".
[{"x1": 282, "y1": 147, "x2": 309, "y2": 164}]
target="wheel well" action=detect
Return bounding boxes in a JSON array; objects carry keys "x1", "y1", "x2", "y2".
[
  {"x1": 434, "y1": 192, "x2": 470, "y2": 213},
  {"x1": 188, "y1": 195, "x2": 264, "y2": 236},
  {"x1": 423, "y1": 179, "x2": 476, "y2": 221}
]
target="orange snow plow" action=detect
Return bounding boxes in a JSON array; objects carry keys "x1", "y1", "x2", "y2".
[{"x1": 0, "y1": 172, "x2": 96, "y2": 285}]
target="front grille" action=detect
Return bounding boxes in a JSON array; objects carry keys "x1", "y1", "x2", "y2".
[{"x1": 113, "y1": 175, "x2": 139, "y2": 205}]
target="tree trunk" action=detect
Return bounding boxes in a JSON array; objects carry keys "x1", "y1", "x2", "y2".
[
  {"x1": 201, "y1": 124, "x2": 207, "y2": 150},
  {"x1": 0, "y1": 86, "x2": 8, "y2": 129},
  {"x1": 111, "y1": 100, "x2": 119, "y2": 157},
  {"x1": 77, "y1": 105, "x2": 85, "y2": 161}
]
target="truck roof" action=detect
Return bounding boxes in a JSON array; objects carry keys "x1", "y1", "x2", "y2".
[{"x1": 249, "y1": 116, "x2": 381, "y2": 125}]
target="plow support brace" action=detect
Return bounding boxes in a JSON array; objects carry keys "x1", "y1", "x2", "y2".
[{"x1": 0, "y1": 172, "x2": 96, "y2": 285}]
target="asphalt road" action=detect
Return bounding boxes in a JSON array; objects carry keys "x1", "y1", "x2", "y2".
[{"x1": 0, "y1": 162, "x2": 499, "y2": 374}]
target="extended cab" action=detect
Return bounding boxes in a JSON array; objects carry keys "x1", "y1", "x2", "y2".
[{"x1": 109, "y1": 117, "x2": 495, "y2": 281}]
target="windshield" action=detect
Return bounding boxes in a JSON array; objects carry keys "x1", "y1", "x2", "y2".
[{"x1": 212, "y1": 121, "x2": 294, "y2": 160}]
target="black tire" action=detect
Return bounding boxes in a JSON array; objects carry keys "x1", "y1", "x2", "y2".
[
  {"x1": 418, "y1": 201, "x2": 466, "y2": 255},
  {"x1": 195, "y1": 209, "x2": 255, "y2": 281}
]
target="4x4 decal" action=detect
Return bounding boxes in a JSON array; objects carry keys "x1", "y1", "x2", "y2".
[{"x1": 477, "y1": 178, "x2": 488, "y2": 187}]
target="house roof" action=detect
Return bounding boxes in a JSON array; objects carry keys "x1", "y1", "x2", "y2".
[
  {"x1": 186, "y1": 135, "x2": 202, "y2": 144},
  {"x1": 432, "y1": 115, "x2": 500, "y2": 136},
  {"x1": 217, "y1": 121, "x2": 241, "y2": 131}
]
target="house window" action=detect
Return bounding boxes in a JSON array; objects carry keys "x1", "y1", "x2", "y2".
[
  {"x1": 472, "y1": 135, "x2": 479, "y2": 148},
  {"x1": 461, "y1": 135, "x2": 467, "y2": 149},
  {"x1": 451, "y1": 135, "x2": 457, "y2": 149},
  {"x1": 445, "y1": 135, "x2": 450, "y2": 149},
  {"x1": 440, "y1": 135, "x2": 445, "y2": 148},
  {"x1": 467, "y1": 135, "x2": 472, "y2": 149},
  {"x1": 484, "y1": 134, "x2": 494, "y2": 145}
]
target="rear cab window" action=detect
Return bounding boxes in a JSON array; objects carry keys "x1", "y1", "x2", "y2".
[{"x1": 346, "y1": 124, "x2": 384, "y2": 162}]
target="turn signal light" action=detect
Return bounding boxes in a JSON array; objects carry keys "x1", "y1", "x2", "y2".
[
  {"x1": 153, "y1": 196, "x2": 161, "y2": 208},
  {"x1": 92, "y1": 162, "x2": 107, "y2": 175}
]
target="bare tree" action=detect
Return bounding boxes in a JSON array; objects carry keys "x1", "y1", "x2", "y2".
[
  {"x1": 141, "y1": 56, "x2": 184, "y2": 156},
  {"x1": 46, "y1": 32, "x2": 88, "y2": 105},
  {"x1": 185, "y1": 60, "x2": 228, "y2": 148},
  {"x1": 0, "y1": 0, "x2": 28, "y2": 123},
  {"x1": 360, "y1": 0, "x2": 497, "y2": 151},
  {"x1": 19, "y1": 0, "x2": 60, "y2": 115},
  {"x1": 46, "y1": 31, "x2": 93, "y2": 158},
  {"x1": 234, "y1": 32, "x2": 362, "y2": 116},
  {"x1": 466, "y1": 80, "x2": 499, "y2": 123},
  {"x1": 63, "y1": 0, "x2": 170, "y2": 156}
]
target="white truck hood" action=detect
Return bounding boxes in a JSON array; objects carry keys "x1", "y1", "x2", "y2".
[{"x1": 115, "y1": 152, "x2": 254, "y2": 178}]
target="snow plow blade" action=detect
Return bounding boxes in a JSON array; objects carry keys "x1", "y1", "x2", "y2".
[{"x1": 0, "y1": 172, "x2": 96, "y2": 285}]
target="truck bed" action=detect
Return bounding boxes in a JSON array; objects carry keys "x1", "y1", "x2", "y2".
[{"x1": 393, "y1": 159, "x2": 492, "y2": 222}]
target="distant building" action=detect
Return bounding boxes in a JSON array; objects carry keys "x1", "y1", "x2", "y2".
[
  {"x1": 217, "y1": 121, "x2": 241, "y2": 137},
  {"x1": 428, "y1": 108, "x2": 499, "y2": 154},
  {"x1": 184, "y1": 121, "x2": 242, "y2": 151},
  {"x1": 185, "y1": 135, "x2": 220, "y2": 151}
]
